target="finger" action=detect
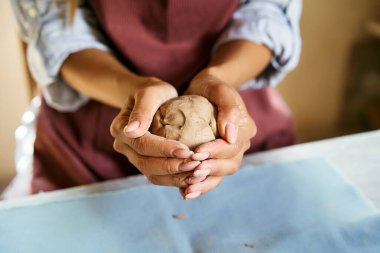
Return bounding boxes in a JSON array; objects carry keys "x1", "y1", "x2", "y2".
[
  {"x1": 184, "y1": 176, "x2": 224, "y2": 200},
  {"x1": 186, "y1": 82, "x2": 242, "y2": 144},
  {"x1": 110, "y1": 103, "x2": 133, "y2": 139},
  {"x1": 185, "y1": 168, "x2": 209, "y2": 185},
  {"x1": 193, "y1": 150, "x2": 244, "y2": 179},
  {"x1": 194, "y1": 138, "x2": 240, "y2": 159},
  {"x1": 147, "y1": 172, "x2": 192, "y2": 188},
  {"x1": 208, "y1": 84, "x2": 242, "y2": 144},
  {"x1": 217, "y1": 104, "x2": 240, "y2": 145},
  {"x1": 194, "y1": 119, "x2": 254, "y2": 159},
  {"x1": 125, "y1": 85, "x2": 177, "y2": 138},
  {"x1": 179, "y1": 187, "x2": 187, "y2": 199},
  {"x1": 113, "y1": 140, "x2": 200, "y2": 175},
  {"x1": 117, "y1": 131, "x2": 193, "y2": 158},
  {"x1": 185, "y1": 175, "x2": 208, "y2": 185},
  {"x1": 187, "y1": 149, "x2": 245, "y2": 185}
]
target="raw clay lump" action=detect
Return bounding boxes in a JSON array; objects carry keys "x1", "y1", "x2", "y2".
[{"x1": 151, "y1": 95, "x2": 218, "y2": 150}]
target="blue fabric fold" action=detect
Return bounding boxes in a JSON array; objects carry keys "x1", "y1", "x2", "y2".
[{"x1": 1, "y1": 158, "x2": 379, "y2": 252}]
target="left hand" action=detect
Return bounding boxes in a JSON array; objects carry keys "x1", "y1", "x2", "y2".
[
  {"x1": 110, "y1": 77, "x2": 198, "y2": 188},
  {"x1": 180, "y1": 68, "x2": 257, "y2": 200}
]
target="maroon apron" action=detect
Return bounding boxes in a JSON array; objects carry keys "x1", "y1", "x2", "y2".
[{"x1": 32, "y1": 0, "x2": 295, "y2": 193}]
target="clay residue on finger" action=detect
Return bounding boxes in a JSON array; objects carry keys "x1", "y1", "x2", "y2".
[{"x1": 150, "y1": 95, "x2": 218, "y2": 150}]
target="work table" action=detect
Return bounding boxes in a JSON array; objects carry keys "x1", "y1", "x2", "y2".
[{"x1": 1, "y1": 130, "x2": 379, "y2": 209}]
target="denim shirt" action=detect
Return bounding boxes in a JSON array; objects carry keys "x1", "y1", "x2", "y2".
[{"x1": 11, "y1": 0, "x2": 302, "y2": 111}]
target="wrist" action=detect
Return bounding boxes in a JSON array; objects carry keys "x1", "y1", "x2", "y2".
[
  {"x1": 201, "y1": 66, "x2": 235, "y2": 85},
  {"x1": 115, "y1": 75, "x2": 171, "y2": 108},
  {"x1": 114, "y1": 72, "x2": 146, "y2": 107},
  {"x1": 186, "y1": 67, "x2": 227, "y2": 96},
  {"x1": 206, "y1": 40, "x2": 272, "y2": 87},
  {"x1": 201, "y1": 66, "x2": 223, "y2": 79}
]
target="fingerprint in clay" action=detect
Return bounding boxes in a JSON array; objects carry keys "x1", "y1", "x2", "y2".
[{"x1": 150, "y1": 95, "x2": 219, "y2": 150}]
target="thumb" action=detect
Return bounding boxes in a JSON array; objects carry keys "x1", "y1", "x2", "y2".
[
  {"x1": 217, "y1": 103, "x2": 240, "y2": 144},
  {"x1": 207, "y1": 84, "x2": 241, "y2": 144},
  {"x1": 124, "y1": 87, "x2": 176, "y2": 138}
]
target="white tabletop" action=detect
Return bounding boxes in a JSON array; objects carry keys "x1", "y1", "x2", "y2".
[{"x1": 1, "y1": 130, "x2": 379, "y2": 209}]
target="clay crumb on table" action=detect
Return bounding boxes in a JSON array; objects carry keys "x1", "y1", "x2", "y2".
[
  {"x1": 244, "y1": 243, "x2": 256, "y2": 248},
  {"x1": 172, "y1": 213, "x2": 188, "y2": 219}
]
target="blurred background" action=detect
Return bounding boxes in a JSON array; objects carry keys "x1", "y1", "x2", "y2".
[{"x1": 1, "y1": 0, "x2": 380, "y2": 191}]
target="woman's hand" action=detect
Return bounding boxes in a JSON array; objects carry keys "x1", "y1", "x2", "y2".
[
  {"x1": 180, "y1": 69, "x2": 257, "y2": 199},
  {"x1": 110, "y1": 77, "x2": 199, "y2": 187},
  {"x1": 63, "y1": 49, "x2": 198, "y2": 186}
]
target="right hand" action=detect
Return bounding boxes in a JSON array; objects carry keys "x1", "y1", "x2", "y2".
[{"x1": 110, "y1": 77, "x2": 198, "y2": 188}]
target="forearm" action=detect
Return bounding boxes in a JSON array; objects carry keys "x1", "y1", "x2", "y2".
[
  {"x1": 205, "y1": 40, "x2": 272, "y2": 88},
  {"x1": 61, "y1": 49, "x2": 145, "y2": 108}
]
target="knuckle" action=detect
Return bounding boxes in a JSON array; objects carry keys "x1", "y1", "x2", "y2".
[
  {"x1": 144, "y1": 85, "x2": 159, "y2": 95},
  {"x1": 229, "y1": 166, "x2": 239, "y2": 175},
  {"x1": 130, "y1": 138, "x2": 147, "y2": 155},
  {"x1": 219, "y1": 106, "x2": 241, "y2": 123},
  {"x1": 229, "y1": 142, "x2": 240, "y2": 156},
  {"x1": 113, "y1": 140, "x2": 121, "y2": 152},
  {"x1": 248, "y1": 119, "x2": 257, "y2": 138},
  {"x1": 135, "y1": 155, "x2": 147, "y2": 170},
  {"x1": 172, "y1": 176, "x2": 180, "y2": 187},
  {"x1": 252, "y1": 127, "x2": 257, "y2": 138},
  {"x1": 164, "y1": 159, "x2": 179, "y2": 174},
  {"x1": 136, "y1": 85, "x2": 158, "y2": 100},
  {"x1": 173, "y1": 174, "x2": 186, "y2": 187},
  {"x1": 215, "y1": 82, "x2": 229, "y2": 94},
  {"x1": 250, "y1": 127, "x2": 257, "y2": 139},
  {"x1": 245, "y1": 141, "x2": 251, "y2": 152},
  {"x1": 134, "y1": 87, "x2": 146, "y2": 99},
  {"x1": 110, "y1": 120, "x2": 122, "y2": 138},
  {"x1": 228, "y1": 159, "x2": 242, "y2": 176},
  {"x1": 147, "y1": 175, "x2": 160, "y2": 185},
  {"x1": 230, "y1": 104, "x2": 241, "y2": 115},
  {"x1": 128, "y1": 109, "x2": 142, "y2": 121},
  {"x1": 159, "y1": 140, "x2": 172, "y2": 157}
]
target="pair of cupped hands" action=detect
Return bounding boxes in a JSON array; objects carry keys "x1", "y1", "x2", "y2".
[{"x1": 110, "y1": 69, "x2": 256, "y2": 200}]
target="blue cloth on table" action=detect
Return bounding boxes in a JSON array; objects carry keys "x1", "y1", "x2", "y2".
[{"x1": 0, "y1": 158, "x2": 379, "y2": 253}]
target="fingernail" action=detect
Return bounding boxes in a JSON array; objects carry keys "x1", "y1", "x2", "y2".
[
  {"x1": 124, "y1": 121, "x2": 140, "y2": 133},
  {"x1": 179, "y1": 161, "x2": 200, "y2": 172},
  {"x1": 193, "y1": 168, "x2": 211, "y2": 178},
  {"x1": 192, "y1": 152, "x2": 210, "y2": 161},
  {"x1": 185, "y1": 191, "x2": 201, "y2": 200},
  {"x1": 226, "y1": 122, "x2": 237, "y2": 144},
  {"x1": 173, "y1": 149, "x2": 194, "y2": 159}
]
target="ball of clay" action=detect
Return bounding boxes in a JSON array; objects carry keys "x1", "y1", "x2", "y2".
[{"x1": 150, "y1": 95, "x2": 218, "y2": 150}]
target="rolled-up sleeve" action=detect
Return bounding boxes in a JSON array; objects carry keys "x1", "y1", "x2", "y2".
[
  {"x1": 11, "y1": 0, "x2": 109, "y2": 111},
  {"x1": 216, "y1": 0, "x2": 302, "y2": 89}
]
